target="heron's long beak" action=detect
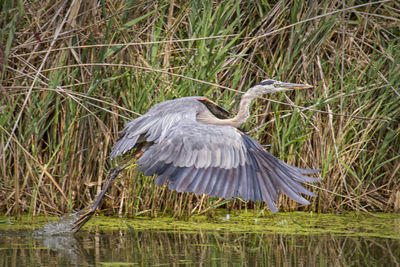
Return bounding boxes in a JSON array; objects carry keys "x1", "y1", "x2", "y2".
[{"x1": 279, "y1": 82, "x2": 313, "y2": 90}]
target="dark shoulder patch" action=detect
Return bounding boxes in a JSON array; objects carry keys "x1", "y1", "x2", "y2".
[{"x1": 197, "y1": 97, "x2": 231, "y2": 119}]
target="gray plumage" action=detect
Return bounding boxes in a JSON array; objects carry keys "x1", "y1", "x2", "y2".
[{"x1": 111, "y1": 80, "x2": 321, "y2": 212}]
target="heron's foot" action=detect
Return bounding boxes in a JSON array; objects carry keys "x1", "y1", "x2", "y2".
[{"x1": 72, "y1": 206, "x2": 96, "y2": 232}]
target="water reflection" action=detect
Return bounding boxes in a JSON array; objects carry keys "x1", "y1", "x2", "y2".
[{"x1": 1, "y1": 230, "x2": 399, "y2": 266}]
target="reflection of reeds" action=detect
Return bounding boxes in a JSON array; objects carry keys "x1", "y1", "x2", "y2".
[
  {"x1": 1, "y1": 231, "x2": 399, "y2": 266},
  {"x1": 1, "y1": 0, "x2": 399, "y2": 216}
]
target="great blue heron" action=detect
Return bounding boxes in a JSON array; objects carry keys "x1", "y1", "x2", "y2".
[{"x1": 73, "y1": 79, "x2": 321, "y2": 231}]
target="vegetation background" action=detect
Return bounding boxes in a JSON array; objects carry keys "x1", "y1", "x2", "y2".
[{"x1": 1, "y1": 0, "x2": 399, "y2": 218}]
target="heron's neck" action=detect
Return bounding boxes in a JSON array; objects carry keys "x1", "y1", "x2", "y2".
[
  {"x1": 226, "y1": 91, "x2": 255, "y2": 127},
  {"x1": 198, "y1": 87, "x2": 262, "y2": 128}
]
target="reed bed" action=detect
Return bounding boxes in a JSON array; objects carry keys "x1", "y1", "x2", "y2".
[{"x1": 0, "y1": 0, "x2": 399, "y2": 217}]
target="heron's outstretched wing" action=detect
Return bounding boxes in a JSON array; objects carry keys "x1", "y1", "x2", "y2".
[
  {"x1": 137, "y1": 119, "x2": 320, "y2": 213},
  {"x1": 110, "y1": 97, "x2": 201, "y2": 158}
]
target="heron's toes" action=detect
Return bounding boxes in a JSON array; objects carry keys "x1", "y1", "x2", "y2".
[{"x1": 72, "y1": 208, "x2": 95, "y2": 232}]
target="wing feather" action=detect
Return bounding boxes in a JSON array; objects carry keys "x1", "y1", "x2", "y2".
[
  {"x1": 175, "y1": 168, "x2": 198, "y2": 192},
  {"x1": 169, "y1": 167, "x2": 193, "y2": 190},
  {"x1": 210, "y1": 168, "x2": 228, "y2": 197},
  {"x1": 256, "y1": 172, "x2": 278, "y2": 213},
  {"x1": 282, "y1": 161, "x2": 321, "y2": 174},
  {"x1": 192, "y1": 168, "x2": 213, "y2": 195},
  {"x1": 224, "y1": 168, "x2": 237, "y2": 199},
  {"x1": 204, "y1": 168, "x2": 221, "y2": 196},
  {"x1": 185, "y1": 168, "x2": 206, "y2": 193}
]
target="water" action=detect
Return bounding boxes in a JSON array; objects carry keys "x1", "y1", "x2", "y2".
[
  {"x1": 1, "y1": 213, "x2": 399, "y2": 266},
  {"x1": 1, "y1": 229, "x2": 399, "y2": 266}
]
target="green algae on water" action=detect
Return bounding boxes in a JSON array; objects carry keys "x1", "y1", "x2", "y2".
[{"x1": 1, "y1": 211, "x2": 399, "y2": 239}]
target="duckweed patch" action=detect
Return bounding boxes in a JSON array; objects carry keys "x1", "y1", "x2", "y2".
[{"x1": 1, "y1": 211, "x2": 399, "y2": 239}]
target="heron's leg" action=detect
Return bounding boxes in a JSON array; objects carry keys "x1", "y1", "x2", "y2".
[
  {"x1": 72, "y1": 145, "x2": 145, "y2": 232},
  {"x1": 72, "y1": 165, "x2": 128, "y2": 232}
]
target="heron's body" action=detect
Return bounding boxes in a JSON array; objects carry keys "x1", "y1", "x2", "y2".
[
  {"x1": 71, "y1": 79, "x2": 321, "y2": 231},
  {"x1": 111, "y1": 85, "x2": 320, "y2": 213}
]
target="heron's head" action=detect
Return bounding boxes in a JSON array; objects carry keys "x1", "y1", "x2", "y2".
[{"x1": 253, "y1": 79, "x2": 313, "y2": 95}]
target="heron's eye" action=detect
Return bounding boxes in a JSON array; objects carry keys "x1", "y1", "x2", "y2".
[{"x1": 274, "y1": 83, "x2": 278, "y2": 87}]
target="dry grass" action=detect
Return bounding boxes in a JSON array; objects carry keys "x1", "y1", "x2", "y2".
[{"x1": 0, "y1": 0, "x2": 399, "y2": 217}]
